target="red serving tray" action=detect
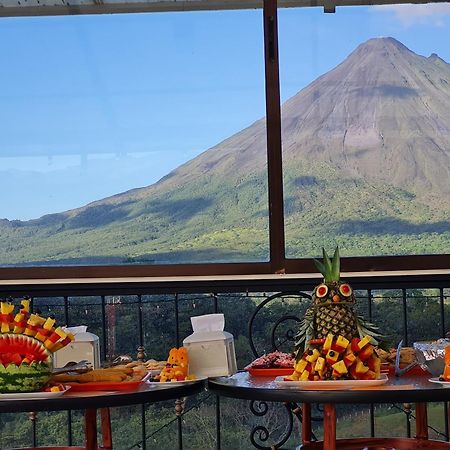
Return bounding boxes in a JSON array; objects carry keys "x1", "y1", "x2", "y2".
[
  {"x1": 386, "y1": 365, "x2": 428, "y2": 376},
  {"x1": 66, "y1": 380, "x2": 143, "y2": 392},
  {"x1": 247, "y1": 367, "x2": 294, "y2": 377}
]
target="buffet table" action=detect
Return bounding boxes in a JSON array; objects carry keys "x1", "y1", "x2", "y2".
[
  {"x1": 208, "y1": 372, "x2": 450, "y2": 450},
  {"x1": 1, "y1": 380, "x2": 205, "y2": 450}
]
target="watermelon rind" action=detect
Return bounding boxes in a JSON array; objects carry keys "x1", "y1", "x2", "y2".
[
  {"x1": 0, "y1": 361, "x2": 53, "y2": 393},
  {"x1": 0, "y1": 333, "x2": 53, "y2": 393}
]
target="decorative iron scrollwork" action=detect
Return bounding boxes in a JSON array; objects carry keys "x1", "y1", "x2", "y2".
[
  {"x1": 249, "y1": 401, "x2": 294, "y2": 450},
  {"x1": 248, "y1": 292, "x2": 312, "y2": 357}
]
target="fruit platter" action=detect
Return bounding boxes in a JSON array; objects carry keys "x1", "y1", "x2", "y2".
[
  {"x1": 284, "y1": 247, "x2": 386, "y2": 385},
  {"x1": 0, "y1": 298, "x2": 75, "y2": 394},
  {"x1": 287, "y1": 333, "x2": 381, "y2": 382}
]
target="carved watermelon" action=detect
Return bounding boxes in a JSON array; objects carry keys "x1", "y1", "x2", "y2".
[{"x1": 0, "y1": 334, "x2": 52, "y2": 393}]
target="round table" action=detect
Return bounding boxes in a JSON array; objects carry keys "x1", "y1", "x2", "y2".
[
  {"x1": 208, "y1": 372, "x2": 450, "y2": 450},
  {"x1": 1, "y1": 380, "x2": 205, "y2": 450}
]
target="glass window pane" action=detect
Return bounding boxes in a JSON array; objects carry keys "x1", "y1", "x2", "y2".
[
  {"x1": 279, "y1": 5, "x2": 450, "y2": 258},
  {"x1": 0, "y1": 10, "x2": 268, "y2": 266}
]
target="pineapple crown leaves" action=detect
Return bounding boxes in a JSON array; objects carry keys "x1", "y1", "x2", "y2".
[
  {"x1": 356, "y1": 315, "x2": 389, "y2": 349},
  {"x1": 294, "y1": 308, "x2": 315, "y2": 360},
  {"x1": 313, "y1": 246, "x2": 340, "y2": 283}
]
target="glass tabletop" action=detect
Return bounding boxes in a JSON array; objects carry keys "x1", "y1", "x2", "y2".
[{"x1": 207, "y1": 371, "x2": 450, "y2": 404}]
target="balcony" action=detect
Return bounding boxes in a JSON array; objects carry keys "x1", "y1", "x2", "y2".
[{"x1": 0, "y1": 272, "x2": 449, "y2": 449}]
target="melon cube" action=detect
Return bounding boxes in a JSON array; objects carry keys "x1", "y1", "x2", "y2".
[
  {"x1": 351, "y1": 338, "x2": 361, "y2": 353},
  {"x1": 358, "y1": 344, "x2": 374, "y2": 361},
  {"x1": 343, "y1": 352, "x2": 356, "y2": 367}
]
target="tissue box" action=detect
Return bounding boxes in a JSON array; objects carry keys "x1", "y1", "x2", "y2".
[
  {"x1": 53, "y1": 331, "x2": 100, "y2": 369},
  {"x1": 183, "y1": 314, "x2": 237, "y2": 378}
]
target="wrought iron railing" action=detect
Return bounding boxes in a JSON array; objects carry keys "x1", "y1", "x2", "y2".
[{"x1": 0, "y1": 277, "x2": 449, "y2": 449}]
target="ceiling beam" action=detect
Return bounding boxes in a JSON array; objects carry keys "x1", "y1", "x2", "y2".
[{"x1": 0, "y1": 0, "x2": 447, "y2": 18}]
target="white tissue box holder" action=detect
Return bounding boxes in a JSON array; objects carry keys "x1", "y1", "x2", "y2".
[
  {"x1": 183, "y1": 330, "x2": 237, "y2": 378},
  {"x1": 53, "y1": 332, "x2": 101, "y2": 369}
]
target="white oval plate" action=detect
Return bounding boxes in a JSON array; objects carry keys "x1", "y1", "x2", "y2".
[
  {"x1": 274, "y1": 373, "x2": 389, "y2": 389},
  {"x1": 0, "y1": 385, "x2": 71, "y2": 401},
  {"x1": 428, "y1": 377, "x2": 450, "y2": 387},
  {"x1": 146, "y1": 376, "x2": 207, "y2": 386}
]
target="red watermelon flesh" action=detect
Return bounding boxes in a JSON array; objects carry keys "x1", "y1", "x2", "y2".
[{"x1": 0, "y1": 334, "x2": 51, "y2": 364}]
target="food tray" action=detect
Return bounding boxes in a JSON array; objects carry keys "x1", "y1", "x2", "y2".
[
  {"x1": 66, "y1": 380, "x2": 144, "y2": 392},
  {"x1": 274, "y1": 374, "x2": 389, "y2": 389},
  {"x1": 247, "y1": 367, "x2": 294, "y2": 377},
  {"x1": 386, "y1": 365, "x2": 428, "y2": 376},
  {"x1": 0, "y1": 386, "x2": 71, "y2": 400}
]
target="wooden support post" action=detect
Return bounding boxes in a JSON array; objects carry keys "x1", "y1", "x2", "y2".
[
  {"x1": 415, "y1": 402, "x2": 428, "y2": 440},
  {"x1": 302, "y1": 403, "x2": 312, "y2": 444},
  {"x1": 323, "y1": 403, "x2": 336, "y2": 450},
  {"x1": 84, "y1": 409, "x2": 98, "y2": 450},
  {"x1": 100, "y1": 408, "x2": 112, "y2": 450}
]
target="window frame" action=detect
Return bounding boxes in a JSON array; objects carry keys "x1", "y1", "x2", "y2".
[{"x1": 0, "y1": 0, "x2": 449, "y2": 281}]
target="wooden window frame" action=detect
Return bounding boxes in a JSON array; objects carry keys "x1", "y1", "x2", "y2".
[{"x1": 0, "y1": 0, "x2": 449, "y2": 281}]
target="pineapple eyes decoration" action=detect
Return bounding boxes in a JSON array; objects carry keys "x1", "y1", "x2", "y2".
[
  {"x1": 316, "y1": 284, "x2": 328, "y2": 298},
  {"x1": 339, "y1": 283, "x2": 352, "y2": 297}
]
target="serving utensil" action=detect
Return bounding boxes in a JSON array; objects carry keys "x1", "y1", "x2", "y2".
[
  {"x1": 52, "y1": 360, "x2": 92, "y2": 374},
  {"x1": 394, "y1": 340, "x2": 417, "y2": 377}
]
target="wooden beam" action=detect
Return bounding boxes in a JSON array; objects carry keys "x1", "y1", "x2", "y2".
[{"x1": 0, "y1": 0, "x2": 447, "y2": 18}]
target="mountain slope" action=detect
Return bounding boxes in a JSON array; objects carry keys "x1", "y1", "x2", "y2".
[{"x1": 1, "y1": 37, "x2": 449, "y2": 265}]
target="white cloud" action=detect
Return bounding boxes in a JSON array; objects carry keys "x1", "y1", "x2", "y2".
[{"x1": 374, "y1": 3, "x2": 450, "y2": 27}]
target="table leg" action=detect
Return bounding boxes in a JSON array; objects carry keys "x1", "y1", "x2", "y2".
[
  {"x1": 448, "y1": 402, "x2": 450, "y2": 441},
  {"x1": 323, "y1": 403, "x2": 336, "y2": 450},
  {"x1": 415, "y1": 403, "x2": 428, "y2": 440},
  {"x1": 84, "y1": 409, "x2": 98, "y2": 450},
  {"x1": 302, "y1": 403, "x2": 312, "y2": 445},
  {"x1": 100, "y1": 408, "x2": 112, "y2": 450}
]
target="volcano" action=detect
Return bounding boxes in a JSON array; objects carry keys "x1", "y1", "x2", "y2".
[{"x1": 1, "y1": 37, "x2": 450, "y2": 265}]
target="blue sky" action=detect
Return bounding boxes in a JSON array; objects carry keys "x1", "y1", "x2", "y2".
[{"x1": 0, "y1": 5, "x2": 449, "y2": 220}]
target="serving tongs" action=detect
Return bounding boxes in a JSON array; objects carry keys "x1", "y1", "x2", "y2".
[
  {"x1": 394, "y1": 340, "x2": 418, "y2": 377},
  {"x1": 52, "y1": 360, "x2": 92, "y2": 375}
]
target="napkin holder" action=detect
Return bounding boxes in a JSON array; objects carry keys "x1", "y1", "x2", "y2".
[
  {"x1": 53, "y1": 329, "x2": 100, "y2": 369},
  {"x1": 183, "y1": 314, "x2": 237, "y2": 378}
]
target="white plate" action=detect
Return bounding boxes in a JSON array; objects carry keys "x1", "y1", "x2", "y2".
[
  {"x1": 274, "y1": 374, "x2": 389, "y2": 389},
  {"x1": 146, "y1": 376, "x2": 206, "y2": 386},
  {"x1": 0, "y1": 385, "x2": 71, "y2": 401},
  {"x1": 428, "y1": 377, "x2": 450, "y2": 387}
]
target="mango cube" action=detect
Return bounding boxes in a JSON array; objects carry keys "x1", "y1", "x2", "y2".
[
  {"x1": 355, "y1": 359, "x2": 370, "y2": 374},
  {"x1": 331, "y1": 360, "x2": 348, "y2": 375},
  {"x1": 314, "y1": 357, "x2": 326, "y2": 373},
  {"x1": 294, "y1": 358, "x2": 308, "y2": 373},
  {"x1": 323, "y1": 334, "x2": 334, "y2": 351},
  {"x1": 326, "y1": 349, "x2": 340, "y2": 365},
  {"x1": 305, "y1": 349, "x2": 320, "y2": 363},
  {"x1": 299, "y1": 370, "x2": 310, "y2": 381},
  {"x1": 358, "y1": 335, "x2": 372, "y2": 350},
  {"x1": 335, "y1": 335, "x2": 350, "y2": 351}
]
